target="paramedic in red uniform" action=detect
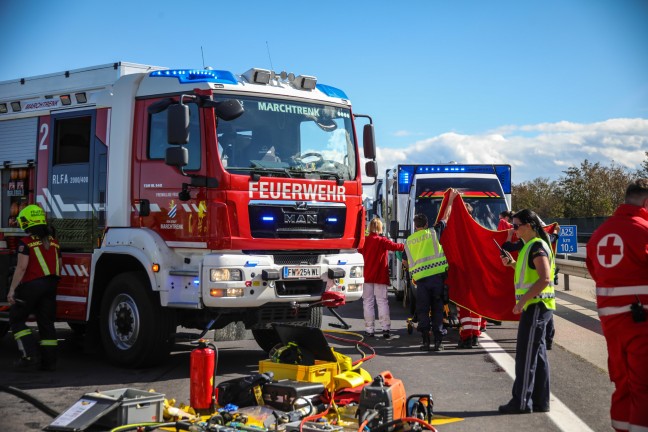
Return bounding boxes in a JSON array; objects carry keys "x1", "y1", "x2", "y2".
[
  {"x1": 6, "y1": 205, "x2": 61, "y2": 371},
  {"x1": 359, "y1": 216, "x2": 405, "y2": 339},
  {"x1": 586, "y1": 178, "x2": 648, "y2": 432}
]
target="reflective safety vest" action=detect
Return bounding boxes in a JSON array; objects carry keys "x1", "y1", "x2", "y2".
[
  {"x1": 514, "y1": 237, "x2": 556, "y2": 311},
  {"x1": 405, "y1": 228, "x2": 448, "y2": 281},
  {"x1": 21, "y1": 235, "x2": 61, "y2": 284}
]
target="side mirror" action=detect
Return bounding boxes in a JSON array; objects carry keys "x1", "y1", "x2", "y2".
[
  {"x1": 363, "y1": 123, "x2": 376, "y2": 159},
  {"x1": 389, "y1": 220, "x2": 399, "y2": 240},
  {"x1": 204, "y1": 99, "x2": 244, "y2": 121},
  {"x1": 365, "y1": 160, "x2": 377, "y2": 178},
  {"x1": 168, "y1": 103, "x2": 190, "y2": 145},
  {"x1": 165, "y1": 146, "x2": 188, "y2": 168}
]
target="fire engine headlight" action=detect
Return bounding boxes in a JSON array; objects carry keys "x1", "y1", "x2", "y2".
[
  {"x1": 350, "y1": 266, "x2": 363, "y2": 278},
  {"x1": 210, "y1": 268, "x2": 242, "y2": 282}
]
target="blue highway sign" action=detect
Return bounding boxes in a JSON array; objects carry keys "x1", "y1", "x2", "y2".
[{"x1": 557, "y1": 225, "x2": 578, "y2": 254}]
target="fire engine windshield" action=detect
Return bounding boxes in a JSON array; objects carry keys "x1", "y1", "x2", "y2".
[
  {"x1": 215, "y1": 95, "x2": 357, "y2": 181},
  {"x1": 414, "y1": 177, "x2": 509, "y2": 230}
]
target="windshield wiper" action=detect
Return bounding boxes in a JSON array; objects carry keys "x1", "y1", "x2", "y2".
[{"x1": 307, "y1": 170, "x2": 345, "y2": 186}]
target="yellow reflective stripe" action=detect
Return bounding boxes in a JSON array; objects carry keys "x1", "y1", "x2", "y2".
[
  {"x1": 14, "y1": 329, "x2": 32, "y2": 339},
  {"x1": 32, "y1": 245, "x2": 51, "y2": 276},
  {"x1": 40, "y1": 339, "x2": 58, "y2": 346}
]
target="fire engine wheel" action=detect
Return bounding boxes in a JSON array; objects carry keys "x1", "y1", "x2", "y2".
[
  {"x1": 100, "y1": 272, "x2": 176, "y2": 368},
  {"x1": 252, "y1": 306, "x2": 323, "y2": 352}
]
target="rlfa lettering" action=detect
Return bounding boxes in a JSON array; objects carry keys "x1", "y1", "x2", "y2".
[
  {"x1": 257, "y1": 102, "x2": 320, "y2": 117},
  {"x1": 249, "y1": 181, "x2": 346, "y2": 201},
  {"x1": 51, "y1": 174, "x2": 88, "y2": 184}
]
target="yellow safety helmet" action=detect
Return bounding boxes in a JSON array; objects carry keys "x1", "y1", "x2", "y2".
[{"x1": 17, "y1": 205, "x2": 47, "y2": 230}]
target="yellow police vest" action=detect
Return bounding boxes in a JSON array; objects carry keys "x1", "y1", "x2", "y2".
[
  {"x1": 514, "y1": 237, "x2": 556, "y2": 311},
  {"x1": 405, "y1": 228, "x2": 448, "y2": 281}
]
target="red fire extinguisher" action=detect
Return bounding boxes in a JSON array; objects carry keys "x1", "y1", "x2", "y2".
[{"x1": 190, "y1": 339, "x2": 217, "y2": 410}]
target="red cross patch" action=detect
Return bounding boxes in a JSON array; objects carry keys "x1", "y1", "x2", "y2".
[{"x1": 596, "y1": 233, "x2": 623, "y2": 268}]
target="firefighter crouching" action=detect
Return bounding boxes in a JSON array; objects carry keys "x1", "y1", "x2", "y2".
[
  {"x1": 6, "y1": 205, "x2": 61, "y2": 371},
  {"x1": 586, "y1": 179, "x2": 648, "y2": 432}
]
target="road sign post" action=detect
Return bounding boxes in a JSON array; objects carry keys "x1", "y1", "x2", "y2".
[{"x1": 557, "y1": 225, "x2": 578, "y2": 291}]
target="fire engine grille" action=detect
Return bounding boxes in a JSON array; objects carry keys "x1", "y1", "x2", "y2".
[
  {"x1": 275, "y1": 280, "x2": 326, "y2": 297},
  {"x1": 256, "y1": 305, "x2": 311, "y2": 325},
  {"x1": 273, "y1": 254, "x2": 319, "y2": 266},
  {"x1": 248, "y1": 202, "x2": 346, "y2": 239}
]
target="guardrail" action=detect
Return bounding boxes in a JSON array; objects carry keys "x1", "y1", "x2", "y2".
[{"x1": 556, "y1": 257, "x2": 590, "y2": 291}]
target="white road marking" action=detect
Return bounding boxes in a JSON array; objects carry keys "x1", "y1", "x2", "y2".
[{"x1": 479, "y1": 332, "x2": 595, "y2": 432}]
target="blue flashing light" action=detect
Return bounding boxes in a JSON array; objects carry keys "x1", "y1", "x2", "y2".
[
  {"x1": 150, "y1": 69, "x2": 238, "y2": 85},
  {"x1": 193, "y1": 279, "x2": 200, "y2": 285},
  {"x1": 326, "y1": 217, "x2": 338, "y2": 223},
  {"x1": 262, "y1": 216, "x2": 275, "y2": 222},
  {"x1": 397, "y1": 164, "x2": 511, "y2": 194},
  {"x1": 337, "y1": 260, "x2": 347, "y2": 265},
  {"x1": 245, "y1": 261, "x2": 259, "y2": 267},
  {"x1": 316, "y1": 83, "x2": 348, "y2": 99}
]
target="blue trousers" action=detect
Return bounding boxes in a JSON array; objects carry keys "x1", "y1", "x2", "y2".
[
  {"x1": 415, "y1": 274, "x2": 445, "y2": 343},
  {"x1": 512, "y1": 302, "x2": 552, "y2": 411}
]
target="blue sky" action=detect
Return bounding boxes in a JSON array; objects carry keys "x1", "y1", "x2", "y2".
[{"x1": 1, "y1": 0, "x2": 647, "y2": 185}]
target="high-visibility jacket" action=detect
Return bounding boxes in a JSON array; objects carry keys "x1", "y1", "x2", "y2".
[
  {"x1": 404, "y1": 228, "x2": 448, "y2": 281},
  {"x1": 514, "y1": 237, "x2": 556, "y2": 311},
  {"x1": 586, "y1": 204, "x2": 648, "y2": 325},
  {"x1": 20, "y1": 235, "x2": 61, "y2": 284}
]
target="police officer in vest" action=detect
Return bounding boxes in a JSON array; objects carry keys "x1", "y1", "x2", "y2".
[
  {"x1": 7, "y1": 205, "x2": 61, "y2": 371},
  {"x1": 498, "y1": 208, "x2": 555, "y2": 414},
  {"x1": 404, "y1": 189, "x2": 458, "y2": 352}
]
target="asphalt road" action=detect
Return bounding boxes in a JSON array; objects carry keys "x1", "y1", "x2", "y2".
[{"x1": 0, "y1": 274, "x2": 613, "y2": 432}]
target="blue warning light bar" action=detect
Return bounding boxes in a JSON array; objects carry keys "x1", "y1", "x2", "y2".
[
  {"x1": 150, "y1": 69, "x2": 238, "y2": 85},
  {"x1": 397, "y1": 164, "x2": 512, "y2": 194},
  {"x1": 316, "y1": 83, "x2": 348, "y2": 99}
]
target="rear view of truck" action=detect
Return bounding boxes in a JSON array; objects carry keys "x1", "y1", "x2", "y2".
[{"x1": 382, "y1": 164, "x2": 511, "y2": 309}]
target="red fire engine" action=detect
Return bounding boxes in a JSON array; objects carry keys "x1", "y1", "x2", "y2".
[{"x1": 0, "y1": 62, "x2": 376, "y2": 366}]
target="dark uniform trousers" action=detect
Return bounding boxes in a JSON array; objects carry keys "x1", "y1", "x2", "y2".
[
  {"x1": 415, "y1": 274, "x2": 446, "y2": 343},
  {"x1": 512, "y1": 302, "x2": 552, "y2": 411},
  {"x1": 9, "y1": 276, "x2": 58, "y2": 366}
]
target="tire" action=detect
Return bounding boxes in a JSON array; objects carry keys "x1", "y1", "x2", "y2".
[
  {"x1": 100, "y1": 272, "x2": 176, "y2": 368},
  {"x1": 252, "y1": 306, "x2": 323, "y2": 353}
]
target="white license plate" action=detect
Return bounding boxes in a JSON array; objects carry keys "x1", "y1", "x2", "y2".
[{"x1": 283, "y1": 266, "x2": 321, "y2": 279}]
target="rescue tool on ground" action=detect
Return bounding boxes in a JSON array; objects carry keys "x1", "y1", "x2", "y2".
[{"x1": 0, "y1": 62, "x2": 378, "y2": 367}]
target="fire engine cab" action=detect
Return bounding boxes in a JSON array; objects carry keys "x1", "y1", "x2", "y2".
[{"x1": 0, "y1": 62, "x2": 376, "y2": 367}]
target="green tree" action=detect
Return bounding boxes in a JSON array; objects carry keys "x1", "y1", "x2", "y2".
[
  {"x1": 512, "y1": 178, "x2": 564, "y2": 218},
  {"x1": 558, "y1": 160, "x2": 633, "y2": 217},
  {"x1": 639, "y1": 151, "x2": 648, "y2": 177}
]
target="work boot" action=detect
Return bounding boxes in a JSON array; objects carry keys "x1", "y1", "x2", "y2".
[
  {"x1": 14, "y1": 356, "x2": 39, "y2": 371},
  {"x1": 420, "y1": 332, "x2": 431, "y2": 351},
  {"x1": 472, "y1": 335, "x2": 479, "y2": 347},
  {"x1": 457, "y1": 339, "x2": 472, "y2": 349},
  {"x1": 432, "y1": 340, "x2": 444, "y2": 352}
]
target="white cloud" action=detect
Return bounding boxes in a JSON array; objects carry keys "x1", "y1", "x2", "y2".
[
  {"x1": 376, "y1": 118, "x2": 648, "y2": 183},
  {"x1": 393, "y1": 130, "x2": 413, "y2": 137}
]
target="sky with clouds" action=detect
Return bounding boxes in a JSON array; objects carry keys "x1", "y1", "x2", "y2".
[{"x1": 1, "y1": 0, "x2": 646, "y2": 186}]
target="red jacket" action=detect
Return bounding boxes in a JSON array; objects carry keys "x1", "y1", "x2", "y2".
[
  {"x1": 359, "y1": 233, "x2": 404, "y2": 285},
  {"x1": 586, "y1": 204, "x2": 648, "y2": 327}
]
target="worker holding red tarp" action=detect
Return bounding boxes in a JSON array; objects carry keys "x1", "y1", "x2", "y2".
[{"x1": 436, "y1": 190, "x2": 558, "y2": 322}]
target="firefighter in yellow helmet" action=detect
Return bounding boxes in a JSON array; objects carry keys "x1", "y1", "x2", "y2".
[{"x1": 7, "y1": 205, "x2": 61, "y2": 371}]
